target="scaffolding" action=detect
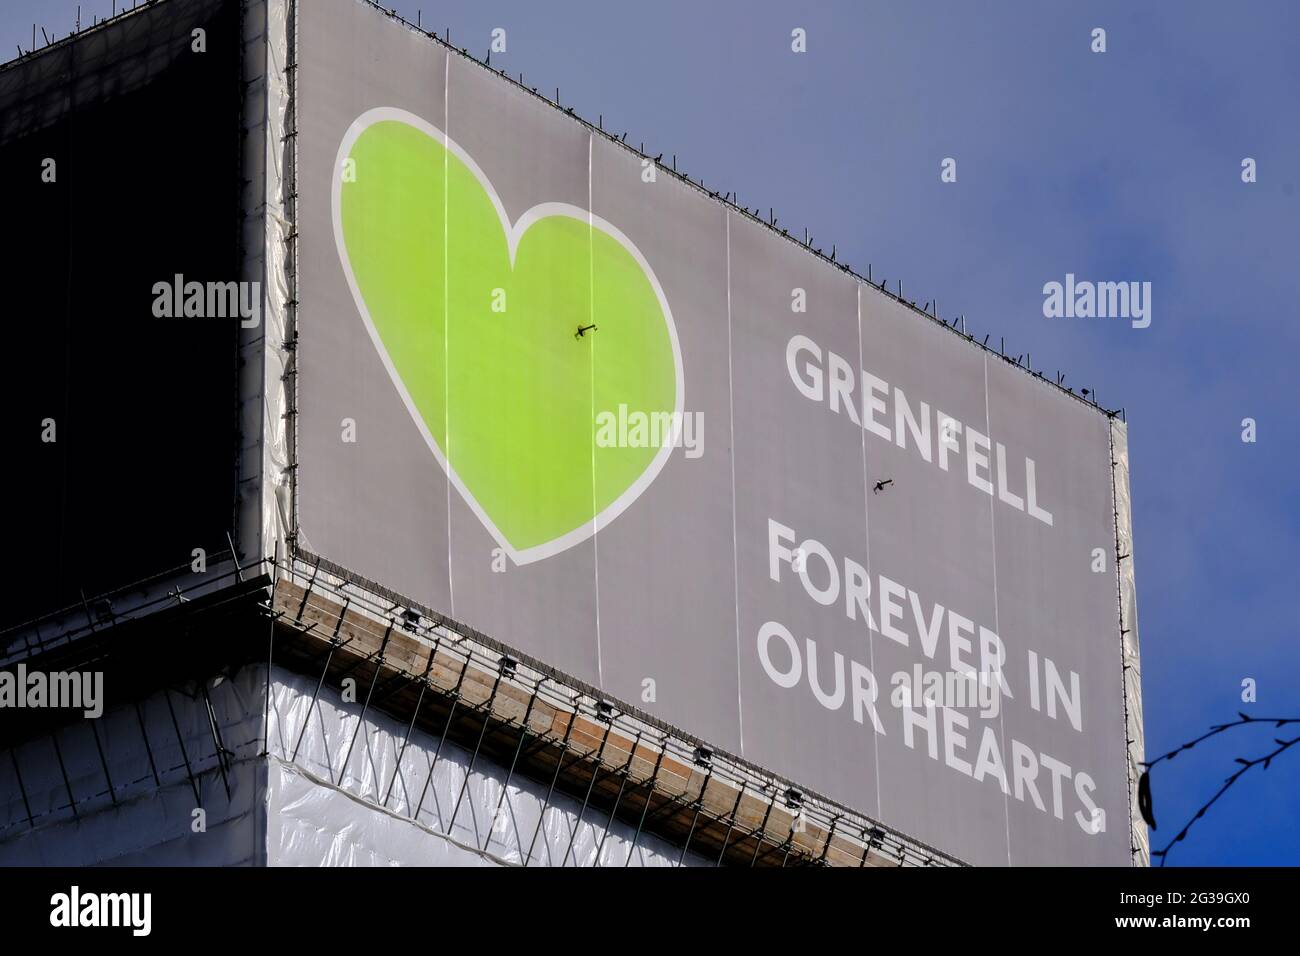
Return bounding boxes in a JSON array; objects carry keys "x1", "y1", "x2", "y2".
[{"x1": 1, "y1": 549, "x2": 963, "y2": 867}]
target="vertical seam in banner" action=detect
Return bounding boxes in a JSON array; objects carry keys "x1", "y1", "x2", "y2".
[
  {"x1": 443, "y1": 54, "x2": 454, "y2": 616},
  {"x1": 589, "y1": 131, "x2": 603, "y2": 687},
  {"x1": 855, "y1": 284, "x2": 881, "y2": 816},
  {"x1": 724, "y1": 212, "x2": 744, "y2": 756},
  {"x1": 287, "y1": 0, "x2": 298, "y2": 556},
  {"x1": 982, "y1": 354, "x2": 1013, "y2": 866}
]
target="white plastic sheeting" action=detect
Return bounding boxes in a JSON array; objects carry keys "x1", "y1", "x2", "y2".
[
  {"x1": 266, "y1": 665, "x2": 705, "y2": 867},
  {"x1": 0, "y1": 668, "x2": 267, "y2": 866},
  {"x1": 236, "y1": 0, "x2": 293, "y2": 571},
  {"x1": 0, "y1": 663, "x2": 706, "y2": 866},
  {"x1": 0, "y1": 764, "x2": 262, "y2": 867},
  {"x1": 259, "y1": 0, "x2": 294, "y2": 566},
  {"x1": 1111, "y1": 419, "x2": 1148, "y2": 866},
  {"x1": 267, "y1": 758, "x2": 498, "y2": 866}
]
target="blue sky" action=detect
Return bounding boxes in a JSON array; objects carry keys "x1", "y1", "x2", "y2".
[{"x1": 9, "y1": 0, "x2": 1297, "y2": 865}]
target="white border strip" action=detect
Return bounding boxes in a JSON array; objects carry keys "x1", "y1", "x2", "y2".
[{"x1": 1111, "y1": 418, "x2": 1148, "y2": 866}]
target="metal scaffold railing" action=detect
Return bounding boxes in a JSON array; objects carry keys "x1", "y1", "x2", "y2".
[
  {"x1": 269, "y1": 548, "x2": 964, "y2": 867},
  {"x1": 1, "y1": 545, "x2": 964, "y2": 867}
]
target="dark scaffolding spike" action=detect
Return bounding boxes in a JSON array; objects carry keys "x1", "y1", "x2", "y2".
[
  {"x1": 51, "y1": 734, "x2": 78, "y2": 821},
  {"x1": 715, "y1": 783, "x2": 747, "y2": 866},
  {"x1": 448, "y1": 671, "x2": 505, "y2": 837},
  {"x1": 748, "y1": 794, "x2": 776, "y2": 867},
  {"x1": 675, "y1": 767, "x2": 713, "y2": 866},
  {"x1": 164, "y1": 689, "x2": 200, "y2": 806},
  {"x1": 135, "y1": 701, "x2": 161, "y2": 787},
  {"x1": 335, "y1": 626, "x2": 392, "y2": 785},
  {"x1": 818, "y1": 814, "x2": 841, "y2": 865},
  {"x1": 263, "y1": 545, "x2": 281, "y2": 757},
  {"x1": 291, "y1": 637, "x2": 340, "y2": 763},
  {"x1": 523, "y1": 713, "x2": 579, "y2": 866},
  {"x1": 780, "y1": 822, "x2": 799, "y2": 867},
  {"x1": 623, "y1": 739, "x2": 668, "y2": 866},
  {"x1": 481, "y1": 677, "x2": 545, "y2": 853},
  {"x1": 9, "y1": 749, "x2": 34, "y2": 829},
  {"x1": 296, "y1": 555, "x2": 322, "y2": 620},
  {"x1": 560, "y1": 720, "x2": 615, "y2": 867},
  {"x1": 89, "y1": 720, "x2": 118, "y2": 807},
  {"x1": 751, "y1": 820, "x2": 795, "y2": 867},
  {"x1": 593, "y1": 731, "x2": 642, "y2": 867},
  {"x1": 412, "y1": 656, "x2": 472, "y2": 823},
  {"x1": 201, "y1": 682, "x2": 231, "y2": 800}
]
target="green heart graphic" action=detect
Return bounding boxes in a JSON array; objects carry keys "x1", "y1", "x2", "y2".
[{"x1": 333, "y1": 108, "x2": 682, "y2": 563}]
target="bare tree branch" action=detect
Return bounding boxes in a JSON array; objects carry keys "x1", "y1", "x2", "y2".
[{"x1": 1145, "y1": 714, "x2": 1300, "y2": 867}]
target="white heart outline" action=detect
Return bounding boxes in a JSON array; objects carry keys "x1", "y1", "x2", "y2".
[{"x1": 332, "y1": 107, "x2": 685, "y2": 565}]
